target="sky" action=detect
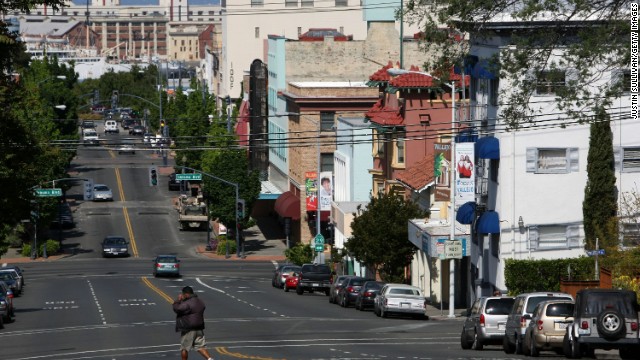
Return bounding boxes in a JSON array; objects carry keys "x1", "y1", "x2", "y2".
[{"x1": 73, "y1": 1, "x2": 218, "y2": 5}]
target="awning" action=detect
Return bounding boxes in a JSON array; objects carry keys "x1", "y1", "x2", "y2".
[
  {"x1": 456, "y1": 201, "x2": 477, "y2": 225},
  {"x1": 454, "y1": 55, "x2": 498, "y2": 79},
  {"x1": 475, "y1": 136, "x2": 500, "y2": 160},
  {"x1": 476, "y1": 210, "x2": 500, "y2": 234},
  {"x1": 274, "y1": 191, "x2": 300, "y2": 220}
]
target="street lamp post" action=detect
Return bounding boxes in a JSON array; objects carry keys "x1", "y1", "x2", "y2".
[{"x1": 387, "y1": 68, "x2": 457, "y2": 318}]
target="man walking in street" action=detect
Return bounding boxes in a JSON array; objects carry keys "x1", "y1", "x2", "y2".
[{"x1": 173, "y1": 286, "x2": 215, "y2": 360}]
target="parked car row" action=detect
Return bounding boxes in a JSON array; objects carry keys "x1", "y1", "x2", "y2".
[
  {"x1": 272, "y1": 265, "x2": 429, "y2": 320},
  {"x1": 460, "y1": 289, "x2": 640, "y2": 359},
  {"x1": 0, "y1": 265, "x2": 25, "y2": 329}
]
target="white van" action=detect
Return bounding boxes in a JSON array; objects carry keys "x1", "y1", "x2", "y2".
[
  {"x1": 82, "y1": 128, "x2": 99, "y2": 145},
  {"x1": 104, "y1": 120, "x2": 119, "y2": 134}
]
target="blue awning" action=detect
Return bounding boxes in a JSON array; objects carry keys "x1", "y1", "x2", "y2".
[
  {"x1": 475, "y1": 136, "x2": 500, "y2": 160},
  {"x1": 455, "y1": 128, "x2": 479, "y2": 143},
  {"x1": 456, "y1": 201, "x2": 476, "y2": 225},
  {"x1": 477, "y1": 210, "x2": 501, "y2": 234}
]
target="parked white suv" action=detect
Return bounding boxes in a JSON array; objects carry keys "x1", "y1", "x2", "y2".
[{"x1": 104, "y1": 120, "x2": 118, "y2": 134}]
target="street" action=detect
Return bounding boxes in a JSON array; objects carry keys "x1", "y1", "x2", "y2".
[{"x1": 1, "y1": 129, "x2": 570, "y2": 359}]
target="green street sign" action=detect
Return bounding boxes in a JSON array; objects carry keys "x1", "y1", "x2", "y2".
[
  {"x1": 314, "y1": 234, "x2": 325, "y2": 252},
  {"x1": 35, "y1": 188, "x2": 62, "y2": 197},
  {"x1": 176, "y1": 173, "x2": 202, "y2": 181}
]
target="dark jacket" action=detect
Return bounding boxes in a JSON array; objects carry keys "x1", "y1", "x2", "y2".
[{"x1": 173, "y1": 294, "x2": 206, "y2": 332}]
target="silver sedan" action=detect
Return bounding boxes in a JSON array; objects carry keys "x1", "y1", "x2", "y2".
[{"x1": 93, "y1": 184, "x2": 113, "y2": 201}]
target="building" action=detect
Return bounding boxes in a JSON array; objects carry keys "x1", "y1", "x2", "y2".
[{"x1": 463, "y1": 17, "x2": 636, "y2": 297}]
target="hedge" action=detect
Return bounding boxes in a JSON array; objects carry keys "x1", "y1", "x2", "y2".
[{"x1": 504, "y1": 257, "x2": 594, "y2": 295}]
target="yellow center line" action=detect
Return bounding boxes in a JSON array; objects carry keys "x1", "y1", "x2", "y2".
[
  {"x1": 215, "y1": 347, "x2": 284, "y2": 360},
  {"x1": 115, "y1": 167, "x2": 138, "y2": 257},
  {"x1": 141, "y1": 277, "x2": 174, "y2": 303}
]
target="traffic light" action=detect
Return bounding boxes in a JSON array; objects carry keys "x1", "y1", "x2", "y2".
[
  {"x1": 237, "y1": 199, "x2": 245, "y2": 218},
  {"x1": 149, "y1": 166, "x2": 158, "y2": 186}
]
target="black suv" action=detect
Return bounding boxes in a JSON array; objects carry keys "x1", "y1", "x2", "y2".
[{"x1": 563, "y1": 288, "x2": 640, "y2": 359}]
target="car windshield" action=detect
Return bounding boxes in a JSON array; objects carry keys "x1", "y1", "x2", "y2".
[
  {"x1": 0, "y1": 273, "x2": 14, "y2": 281},
  {"x1": 365, "y1": 282, "x2": 384, "y2": 290},
  {"x1": 389, "y1": 288, "x2": 421, "y2": 296},
  {"x1": 106, "y1": 238, "x2": 126, "y2": 245},
  {"x1": 485, "y1": 298, "x2": 515, "y2": 315},
  {"x1": 582, "y1": 292, "x2": 637, "y2": 316},
  {"x1": 350, "y1": 278, "x2": 369, "y2": 286},
  {"x1": 526, "y1": 296, "x2": 572, "y2": 313},
  {"x1": 546, "y1": 303, "x2": 574, "y2": 317},
  {"x1": 157, "y1": 257, "x2": 177, "y2": 263},
  {"x1": 95, "y1": 185, "x2": 110, "y2": 191}
]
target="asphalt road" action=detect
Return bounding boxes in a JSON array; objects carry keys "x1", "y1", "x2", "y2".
[{"x1": 0, "y1": 125, "x2": 605, "y2": 359}]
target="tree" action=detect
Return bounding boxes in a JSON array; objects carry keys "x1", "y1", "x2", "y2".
[
  {"x1": 583, "y1": 110, "x2": 618, "y2": 250},
  {"x1": 201, "y1": 149, "x2": 261, "y2": 229},
  {"x1": 346, "y1": 191, "x2": 428, "y2": 282},
  {"x1": 404, "y1": 0, "x2": 629, "y2": 127}
]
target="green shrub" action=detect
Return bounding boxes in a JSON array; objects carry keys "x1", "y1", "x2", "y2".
[
  {"x1": 504, "y1": 257, "x2": 594, "y2": 295},
  {"x1": 21, "y1": 240, "x2": 60, "y2": 258},
  {"x1": 216, "y1": 239, "x2": 237, "y2": 255},
  {"x1": 284, "y1": 243, "x2": 313, "y2": 265}
]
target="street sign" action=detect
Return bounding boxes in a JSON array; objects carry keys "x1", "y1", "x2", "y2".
[
  {"x1": 314, "y1": 234, "x2": 325, "y2": 252},
  {"x1": 444, "y1": 240, "x2": 463, "y2": 259},
  {"x1": 586, "y1": 249, "x2": 605, "y2": 256},
  {"x1": 35, "y1": 188, "x2": 62, "y2": 197},
  {"x1": 176, "y1": 173, "x2": 202, "y2": 181}
]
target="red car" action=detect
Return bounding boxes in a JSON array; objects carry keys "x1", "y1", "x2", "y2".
[{"x1": 283, "y1": 273, "x2": 300, "y2": 292}]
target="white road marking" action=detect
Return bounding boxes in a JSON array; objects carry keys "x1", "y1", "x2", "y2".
[
  {"x1": 87, "y1": 279, "x2": 106, "y2": 325},
  {"x1": 195, "y1": 277, "x2": 285, "y2": 317}
]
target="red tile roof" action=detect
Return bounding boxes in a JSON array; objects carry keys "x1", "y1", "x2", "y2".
[
  {"x1": 389, "y1": 65, "x2": 470, "y2": 89},
  {"x1": 369, "y1": 61, "x2": 398, "y2": 82},
  {"x1": 396, "y1": 153, "x2": 436, "y2": 191},
  {"x1": 365, "y1": 99, "x2": 404, "y2": 126}
]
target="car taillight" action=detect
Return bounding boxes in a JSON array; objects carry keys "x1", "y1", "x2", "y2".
[
  {"x1": 384, "y1": 299, "x2": 388, "y2": 306},
  {"x1": 581, "y1": 321, "x2": 589, "y2": 329},
  {"x1": 479, "y1": 314, "x2": 485, "y2": 327},
  {"x1": 7, "y1": 293, "x2": 13, "y2": 299},
  {"x1": 364, "y1": 291, "x2": 372, "y2": 296},
  {"x1": 537, "y1": 320, "x2": 544, "y2": 331},
  {"x1": 520, "y1": 316, "x2": 527, "y2": 328},
  {"x1": 631, "y1": 322, "x2": 638, "y2": 331},
  {"x1": 347, "y1": 286, "x2": 355, "y2": 293},
  {"x1": 156, "y1": 263, "x2": 162, "y2": 268}
]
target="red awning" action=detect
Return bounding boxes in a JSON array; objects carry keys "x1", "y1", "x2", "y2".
[{"x1": 274, "y1": 191, "x2": 300, "y2": 220}]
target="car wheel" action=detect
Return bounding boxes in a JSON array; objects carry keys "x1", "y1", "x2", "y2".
[
  {"x1": 529, "y1": 333, "x2": 539, "y2": 357},
  {"x1": 284, "y1": 285, "x2": 289, "y2": 293},
  {"x1": 380, "y1": 307, "x2": 387, "y2": 318},
  {"x1": 522, "y1": 333, "x2": 531, "y2": 356},
  {"x1": 329, "y1": 294, "x2": 334, "y2": 303},
  {"x1": 502, "y1": 333, "x2": 515, "y2": 354},
  {"x1": 341, "y1": 295, "x2": 348, "y2": 307},
  {"x1": 471, "y1": 330, "x2": 483, "y2": 350},
  {"x1": 460, "y1": 328, "x2": 471, "y2": 350},
  {"x1": 569, "y1": 334, "x2": 582, "y2": 359},
  {"x1": 296, "y1": 286, "x2": 303, "y2": 295},
  {"x1": 596, "y1": 309, "x2": 626, "y2": 340},
  {"x1": 515, "y1": 334, "x2": 524, "y2": 354},
  {"x1": 324, "y1": 289, "x2": 330, "y2": 296}
]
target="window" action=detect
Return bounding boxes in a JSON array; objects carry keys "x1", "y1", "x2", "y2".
[
  {"x1": 372, "y1": 129, "x2": 385, "y2": 156},
  {"x1": 614, "y1": 146, "x2": 640, "y2": 172},
  {"x1": 320, "y1": 112, "x2": 335, "y2": 131},
  {"x1": 393, "y1": 132, "x2": 405, "y2": 166},
  {"x1": 621, "y1": 222, "x2": 640, "y2": 247},
  {"x1": 531, "y1": 69, "x2": 573, "y2": 95},
  {"x1": 301, "y1": 0, "x2": 314, "y2": 7},
  {"x1": 320, "y1": 153, "x2": 334, "y2": 172},
  {"x1": 286, "y1": 0, "x2": 298, "y2": 7},
  {"x1": 251, "y1": 0, "x2": 264, "y2": 6},
  {"x1": 335, "y1": 0, "x2": 348, "y2": 6},
  {"x1": 526, "y1": 147, "x2": 579, "y2": 173},
  {"x1": 610, "y1": 69, "x2": 632, "y2": 93},
  {"x1": 255, "y1": 27, "x2": 260, "y2": 38},
  {"x1": 528, "y1": 225, "x2": 580, "y2": 250},
  {"x1": 489, "y1": 78, "x2": 499, "y2": 106}
]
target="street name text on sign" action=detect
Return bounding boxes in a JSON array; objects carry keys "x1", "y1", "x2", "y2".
[
  {"x1": 35, "y1": 188, "x2": 62, "y2": 197},
  {"x1": 176, "y1": 173, "x2": 202, "y2": 181},
  {"x1": 445, "y1": 240, "x2": 463, "y2": 259},
  {"x1": 586, "y1": 249, "x2": 605, "y2": 256}
]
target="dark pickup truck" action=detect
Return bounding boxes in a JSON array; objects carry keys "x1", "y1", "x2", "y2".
[{"x1": 296, "y1": 263, "x2": 333, "y2": 296}]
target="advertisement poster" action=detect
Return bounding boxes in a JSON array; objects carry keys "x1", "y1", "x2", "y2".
[
  {"x1": 434, "y1": 143, "x2": 452, "y2": 201},
  {"x1": 319, "y1": 171, "x2": 333, "y2": 211},
  {"x1": 305, "y1": 171, "x2": 318, "y2": 211},
  {"x1": 455, "y1": 142, "x2": 475, "y2": 203}
]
